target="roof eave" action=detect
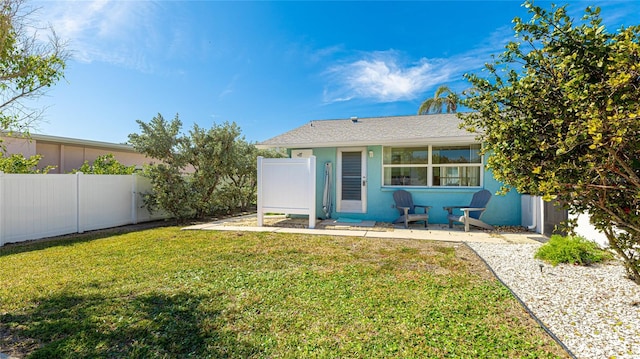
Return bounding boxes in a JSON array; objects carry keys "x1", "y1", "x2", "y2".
[
  {"x1": 257, "y1": 135, "x2": 479, "y2": 149},
  {"x1": 30, "y1": 133, "x2": 137, "y2": 152}
]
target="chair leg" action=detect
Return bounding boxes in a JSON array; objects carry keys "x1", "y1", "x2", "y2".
[
  {"x1": 404, "y1": 217, "x2": 409, "y2": 229},
  {"x1": 464, "y1": 218, "x2": 470, "y2": 232}
]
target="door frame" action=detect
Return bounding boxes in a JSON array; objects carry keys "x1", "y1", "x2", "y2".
[{"x1": 336, "y1": 147, "x2": 367, "y2": 213}]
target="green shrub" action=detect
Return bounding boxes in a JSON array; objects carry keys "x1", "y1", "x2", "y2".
[
  {"x1": 534, "y1": 234, "x2": 613, "y2": 266},
  {"x1": 70, "y1": 154, "x2": 135, "y2": 174}
]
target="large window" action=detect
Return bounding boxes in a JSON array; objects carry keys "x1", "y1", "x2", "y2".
[{"x1": 383, "y1": 144, "x2": 482, "y2": 187}]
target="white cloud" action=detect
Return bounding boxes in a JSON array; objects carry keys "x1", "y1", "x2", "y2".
[
  {"x1": 323, "y1": 51, "x2": 452, "y2": 103},
  {"x1": 35, "y1": 0, "x2": 163, "y2": 71},
  {"x1": 322, "y1": 45, "x2": 496, "y2": 104},
  {"x1": 320, "y1": 21, "x2": 520, "y2": 105}
]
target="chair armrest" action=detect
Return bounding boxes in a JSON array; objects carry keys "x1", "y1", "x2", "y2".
[
  {"x1": 443, "y1": 205, "x2": 465, "y2": 214},
  {"x1": 397, "y1": 206, "x2": 410, "y2": 216},
  {"x1": 414, "y1": 205, "x2": 431, "y2": 213},
  {"x1": 461, "y1": 208, "x2": 486, "y2": 216}
]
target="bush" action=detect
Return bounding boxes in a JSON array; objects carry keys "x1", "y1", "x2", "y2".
[
  {"x1": 534, "y1": 235, "x2": 613, "y2": 266},
  {"x1": 70, "y1": 154, "x2": 135, "y2": 174},
  {"x1": 0, "y1": 153, "x2": 55, "y2": 173}
]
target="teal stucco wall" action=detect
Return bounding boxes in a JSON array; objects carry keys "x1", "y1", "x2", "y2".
[{"x1": 305, "y1": 146, "x2": 521, "y2": 226}]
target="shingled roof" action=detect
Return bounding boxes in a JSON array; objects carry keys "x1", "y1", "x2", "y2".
[{"x1": 258, "y1": 113, "x2": 477, "y2": 148}]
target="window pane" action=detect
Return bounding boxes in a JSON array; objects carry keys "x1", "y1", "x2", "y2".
[
  {"x1": 433, "y1": 144, "x2": 481, "y2": 164},
  {"x1": 383, "y1": 147, "x2": 428, "y2": 165},
  {"x1": 383, "y1": 167, "x2": 427, "y2": 186},
  {"x1": 461, "y1": 166, "x2": 481, "y2": 186},
  {"x1": 432, "y1": 166, "x2": 481, "y2": 186},
  {"x1": 433, "y1": 167, "x2": 441, "y2": 186}
]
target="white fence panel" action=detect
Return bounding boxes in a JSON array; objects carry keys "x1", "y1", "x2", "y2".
[
  {"x1": 257, "y1": 156, "x2": 316, "y2": 228},
  {"x1": 0, "y1": 173, "x2": 171, "y2": 246},
  {"x1": 78, "y1": 174, "x2": 135, "y2": 232},
  {"x1": 0, "y1": 173, "x2": 78, "y2": 245}
]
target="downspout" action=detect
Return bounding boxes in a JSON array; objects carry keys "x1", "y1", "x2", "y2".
[{"x1": 527, "y1": 195, "x2": 537, "y2": 231}]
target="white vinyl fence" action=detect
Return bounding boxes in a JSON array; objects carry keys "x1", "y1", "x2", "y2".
[
  {"x1": 257, "y1": 156, "x2": 316, "y2": 229},
  {"x1": 0, "y1": 173, "x2": 168, "y2": 246}
]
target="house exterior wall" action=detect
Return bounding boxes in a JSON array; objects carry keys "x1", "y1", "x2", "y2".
[
  {"x1": 2, "y1": 136, "x2": 37, "y2": 157},
  {"x1": 36, "y1": 142, "x2": 61, "y2": 170},
  {"x1": 571, "y1": 213, "x2": 609, "y2": 247},
  {"x1": 63, "y1": 145, "x2": 86, "y2": 171},
  {"x1": 304, "y1": 146, "x2": 522, "y2": 226},
  {"x1": 40, "y1": 144, "x2": 149, "y2": 173},
  {"x1": 2, "y1": 135, "x2": 151, "y2": 173},
  {"x1": 84, "y1": 148, "x2": 147, "y2": 168}
]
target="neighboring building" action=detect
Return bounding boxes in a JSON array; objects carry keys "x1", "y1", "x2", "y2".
[
  {"x1": 258, "y1": 113, "x2": 524, "y2": 226},
  {"x1": 1, "y1": 133, "x2": 151, "y2": 173}
]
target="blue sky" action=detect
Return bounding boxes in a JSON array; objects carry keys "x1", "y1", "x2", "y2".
[{"x1": 30, "y1": 0, "x2": 640, "y2": 144}]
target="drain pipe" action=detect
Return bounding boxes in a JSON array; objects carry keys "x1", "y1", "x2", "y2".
[{"x1": 527, "y1": 195, "x2": 538, "y2": 231}]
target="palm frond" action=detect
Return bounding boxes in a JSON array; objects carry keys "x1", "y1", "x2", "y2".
[{"x1": 418, "y1": 85, "x2": 459, "y2": 114}]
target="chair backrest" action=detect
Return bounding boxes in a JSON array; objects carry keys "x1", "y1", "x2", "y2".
[
  {"x1": 393, "y1": 190, "x2": 415, "y2": 215},
  {"x1": 468, "y1": 189, "x2": 492, "y2": 219}
]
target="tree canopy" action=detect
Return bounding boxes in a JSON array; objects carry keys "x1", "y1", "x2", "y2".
[
  {"x1": 460, "y1": 1, "x2": 640, "y2": 283},
  {"x1": 0, "y1": 0, "x2": 67, "y2": 137},
  {"x1": 128, "y1": 113, "x2": 283, "y2": 222}
]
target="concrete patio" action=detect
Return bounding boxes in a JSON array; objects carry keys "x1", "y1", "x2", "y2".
[{"x1": 183, "y1": 214, "x2": 546, "y2": 244}]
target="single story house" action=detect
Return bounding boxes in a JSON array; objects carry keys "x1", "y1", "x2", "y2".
[
  {"x1": 1, "y1": 133, "x2": 151, "y2": 173},
  {"x1": 258, "y1": 113, "x2": 524, "y2": 227}
]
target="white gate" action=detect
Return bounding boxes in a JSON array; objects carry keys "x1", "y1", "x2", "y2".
[{"x1": 256, "y1": 156, "x2": 316, "y2": 229}]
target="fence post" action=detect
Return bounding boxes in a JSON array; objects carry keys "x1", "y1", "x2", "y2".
[
  {"x1": 131, "y1": 173, "x2": 138, "y2": 224},
  {"x1": 257, "y1": 156, "x2": 263, "y2": 227},
  {"x1": 308, "y1": 156, "x2": 316, "y2": 229},
  {"x1": 76, "y1": 172, "x2": 84, "y2": 233},
  {"x1": 0, "y1": 171, "x2": 4, "y2": 246}
]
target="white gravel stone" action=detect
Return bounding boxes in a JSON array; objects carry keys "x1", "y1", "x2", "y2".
[{"x1": 467, "y1": 242, "x2": 640, "y2": 359}]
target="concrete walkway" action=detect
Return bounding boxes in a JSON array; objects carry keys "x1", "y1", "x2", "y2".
[{"x1": 183, "y1": 215, "x2": 545, "y2": 244}]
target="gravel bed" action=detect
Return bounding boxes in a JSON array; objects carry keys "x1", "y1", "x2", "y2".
[{"x1": 467, "y1": 242, "x2": 640, "y2": 359}]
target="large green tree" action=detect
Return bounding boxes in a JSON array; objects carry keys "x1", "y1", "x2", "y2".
[
  {"x1": 0, "y1": 0, "x2": 66, "y2": 137},
  {"x1": 460, "y1": 1, "x2": 640, "y2": 283},
  {"x1": 418, "y1": 85, "x2": 458, "y2": 114},
  {"x1": 128, "y1": 113, "x2": 281, "y2": 221}
]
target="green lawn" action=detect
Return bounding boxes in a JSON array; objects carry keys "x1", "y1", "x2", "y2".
[{"x1": 0, "y1": 227, "x2": 569, "y2": 358}]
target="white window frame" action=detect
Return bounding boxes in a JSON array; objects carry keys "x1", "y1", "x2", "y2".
[{"x1": 382, "y1": 144, "x2": 483, "y2": 188}]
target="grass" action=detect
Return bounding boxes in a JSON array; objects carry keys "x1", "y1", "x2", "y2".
[{"x1": 0, "y1": 227, "x2": 570, "y2": 358}]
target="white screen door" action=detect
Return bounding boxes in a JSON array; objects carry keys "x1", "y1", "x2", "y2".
[{"x1": 337, "y1": 148, "x2": 367, "y2": 213}]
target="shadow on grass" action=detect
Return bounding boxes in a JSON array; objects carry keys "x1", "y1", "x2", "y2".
[
  {"x1": 0, "y1": 221, "x2": 174, "y2": 258},
  {"x1": 1, "y1": 290, "x2": 260, "y2": 358}
]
